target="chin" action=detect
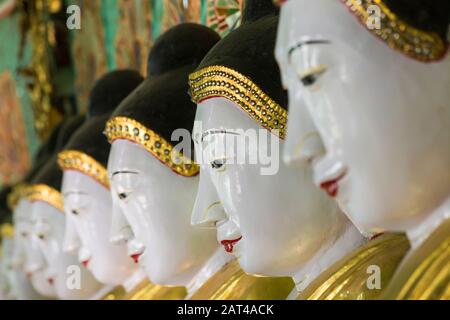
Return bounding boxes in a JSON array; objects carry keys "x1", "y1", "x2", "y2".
[
  {"x1": 144, "y1": 258, "x2": 193, "y2": 287},
  {"x1": 56, "y1": 287, "x2": 88, "y2": 300},
  {"x1": 91, "y1": 266, "x2": 124, "y2": 285},
  {"x1": 145, "y1": 268, "x2": 179, "y2": 287},
  {"x1": 239, "y1": 252, "x2": 279, "y2": 277},
  {"x1": 347, "y1": 196, "x2": 404, "y2": 233},
  {"x1": 31, "y1": 273, "x2": 54, "y2": 297},
  {"x1": 32, "y1": 280, "x2": 54, "y2": 297}
]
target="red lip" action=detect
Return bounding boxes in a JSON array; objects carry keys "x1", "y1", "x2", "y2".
[
  {"x1": 320, "y1": 172, "x2": 347, "y2": 198},
  {"x1": 220, "y1": 237, "x2": 242, "y2": 253},
  {"x1": 131, "y1": 253, "x2": 143, "y2": 264},
  {"x1": 82, "y1": 259, "x2": 90, "y2": 268},
  {"x1": 47, "y1": 277, "x2": 54, "y2": 286},
  {"x1": 26, "y1": 272, "x2": 32, "y2": 279}
]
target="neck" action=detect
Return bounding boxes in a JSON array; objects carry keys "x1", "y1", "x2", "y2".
[
  {"x1": 291, "y1": 222, "x2": 365, "y2": 294},
  {"x1": 89, "y1": 284, "x2": 116, "y2": 300},
  {"x1": 406, "y1": 196, "x2": 450, "y2": 249},
  {"x1": 122, "y1": 269, "x2": 147, "y2": 292},
  {"x1": 185, "y1": 248, "x2": 234, "y2": 299}
]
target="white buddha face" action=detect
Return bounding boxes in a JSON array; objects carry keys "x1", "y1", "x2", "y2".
[
  {"x1": 107, "y1": 139, "x2": 218, "y2": 286},
  {"x1": 30, "y1": 201, "x2": 102, "y2": 299},
  {"x1": 276, "y1": 0, "x2": 450, "y2": 233},
  {"x1": 13, "y1": 199, "x2": 56, "y2": 297},
  {"x1": 0, "y1": 238, "x2": 46, "y2": 300},
  {"x1": 61, "y1": 170, "x2": 136, "y2": 285},
  {"x1": 1, "y1": 238, "x2": 16, "y2": 299},
  {"x1": 191, "y1": 97, "x2": 348, "y2": 276}
]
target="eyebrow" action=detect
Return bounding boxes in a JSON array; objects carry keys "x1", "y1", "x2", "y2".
[
  {"x1": 201, "y1": 130, "x2": 240, "y2": 143},
  {"x1": 34, "y1": 217, "x2": 49, "y2": 224},
  {"x1": 63, "y1": 191, "x2": 88, "y2": 197},
  {"x1": 288, "y1": 40, "x2": 331, "y2": 59},
  {"x1": 111, "y1": 170, "x2": 139, "y2": 177}
]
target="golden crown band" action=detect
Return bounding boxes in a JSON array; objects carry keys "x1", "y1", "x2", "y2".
[
  {"x1": 104, "y1": 117, "x2": 200, "y2": 177},
  {"x1": 189, "y1": 66, "x2": 288, "y2": 139},
  {"x1": 0, "y1": 223, "x2": 14, "y2": 239},
  {"x1": 58, "y1": 150, "x2": 110, "y2": 189},
  {"x1": 25, "y1": 184, "x2": 64, "y2": 213},
  {"x1": 343, "y1": 0, "x2": 447, "y2": 62},
  {"x1": 7, "y1": 183, "x2": 28, "y2": 210}
]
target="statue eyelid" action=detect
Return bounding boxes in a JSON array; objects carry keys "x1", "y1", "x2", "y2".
[
  {"x1": 117, "y1": 189, "x2": 133, "y2": 201},
  {"x1": 210, "y1": 157, "x2": 229, "y2": 172},
  {"x1": 299, "y1": 64, "x2": 328, "y2": 87}
]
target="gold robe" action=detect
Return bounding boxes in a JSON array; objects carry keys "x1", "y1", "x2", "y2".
[
  {"x1": 101, "y1": 281, "x2": 186, "y2": 300},
  {"x1": 297, "y1": 233, "x2": 410, "y2": 300},
  {"x1": 122, "y1": 280, "x2": 187, "y2": 300},
  {"x1": 190, "y1": 259, "x2": 295, "y2": 300},
  {"x1": 101, "y1": 286, "x2": 126, "y2": 300},
  {"x1": 382, "y1": 219, "x2": 450, "y2": 300}
]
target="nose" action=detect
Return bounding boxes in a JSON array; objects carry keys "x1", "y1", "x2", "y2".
[
  {"x1": 191, "y1": 172, "x2": 227, "y2": 228},
  {"x1": 24, "y1": 239, "x2": 45, "y2": 273},
  {"x1": 312, "y1": 153, "x2": 348, "y2": 188},
  {"x1": 109, "y1": 196, "x2": 134, "y2": 245},
  {"x1": 127, "y1": 238, "x2": 145, "y2": 264},
  {"x1": 283, "y1": 84, "x2": 325, "y2": 167},
  {"x1": 78, "y1": 246, "x2": 92, "y2": 267},
  {"x1": 11, "y1": 241, "x2": 25, "y2": 268},
  {"x1": 62, "y1": 215, "x2": 81, "y2": 254}
]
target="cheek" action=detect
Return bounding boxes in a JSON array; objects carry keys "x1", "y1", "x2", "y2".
[{"x1": 122, "y1": 199, "x2": 146, "y2": 231}]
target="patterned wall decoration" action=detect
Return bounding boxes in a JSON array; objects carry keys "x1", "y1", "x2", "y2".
[
  {"x1": 206, "y1": 0, "x2": 242, "y2": 37},
  {"x1": 0, "y1": 0, "x2": 244, "y2": 186},
  {"x1": 161, "y1": 0, "x2": 202, "y2": 31},
  {"x1": 114, "y1": 0, "x2": 153, "y2": 76},
  {"x1": 0, "y1": 9, "x2": 38, "y2": 188},
  {"x1": 71, "y1": 0, "x2": 237, "y2": 110},
  {"x1": 147, "y1": 0, "x2": 203, "y2": 41},
  {"x1": 0, "y1": 71, "x2": 31, "y2": 186},
  {"x1": 70, "y1": 0, "x2": 108, "y2": 112}
]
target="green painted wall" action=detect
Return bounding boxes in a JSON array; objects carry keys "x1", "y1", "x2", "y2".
[
  {"x1": 101, "y1": 0, "x2": 119, "y2": 70},
  {"x1": 0, "y1": 13, "x2": 40, "y2": 161}
]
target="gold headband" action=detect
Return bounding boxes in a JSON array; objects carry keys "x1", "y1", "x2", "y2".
[
  {"x1": 58, "y1": 150, "x2": 110, "y2": 189},
  {"x1": 0, "y1": 223, "x2": 14, "y2": 239},
  {"x1": 189, "y1": 66, "x2": 288, "y2": 139},
  {"x1": 104, "y1": 117, "x2": 199, "y2": 177},
  {"x1": 7, "y1": 184, "x2": 28, "y2": 210},
  {"x1": 25, "y1": 184, "x2": 64, "y2": 213},
  {"x1": 344, "y1": 0, "x2": 447, "y2": 62}
]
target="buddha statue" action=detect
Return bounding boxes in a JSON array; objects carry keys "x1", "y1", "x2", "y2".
[
  {"x1": 1, "y1": 222, "x2": 17, "y2": 300},
  {"x1": 104, "y1": 23, "x2": 223, "y2": 299},
  {"x1": 26, "y1": 157, "x2": 104, "y2": 299},
  {"x1": 273, "y1": 0, "x2": 413, "y2": 299},
  {"x1": 11, "y1": 186, "x2": 57, "y2": 299},
  {"x1": 57, "y1": 70, "x2": 153, "y2": 299},
  {"x1": 187, "y1": 0, "x2": 367, "y2": 299},
  {"x1": 1, "y1": 221, "x2": 48, "y2": 300},
  {"x1": 1, "y1": 186, "x2": 46, "y2": 300},
  {"x1": 5, "y1": 116, "x2": 85, "y2": 299},
  {"x1": 105, "y1": 23, "x2": 291, "y2": 300},
  {"x1": 14, "y1": 115, "x2": 108, "y2": 299},
  {"x1": 275, "y1": 0, "x2": 449, "y2": 299}
]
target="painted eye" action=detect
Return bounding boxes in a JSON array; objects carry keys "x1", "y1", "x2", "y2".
[
  {"x1": 71, "y1": 209, "x2": 79, "y2": 216},
  {"x1": 118, "y1": 192, "x2": 129, "y2": 200},
  {"x1": 38, "y1": 234, "x2": 45, "y2": 240},
  {"x1": 300, "y1": 65, "x2": 327, "y2": 87},
  {"x1": 211, "y1": 159, "x2": 226, "y2": 170},
  {"x1": 21, "y1": 232, "x2": 27, "y2": 238},
  {"x1": 301, "y1": 74, "x2": 319, "y2": 86}
]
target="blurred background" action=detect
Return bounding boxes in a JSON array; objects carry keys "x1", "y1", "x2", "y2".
[{"x1": 0, "y1": 0, "x2": 243, "y2": 188}]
